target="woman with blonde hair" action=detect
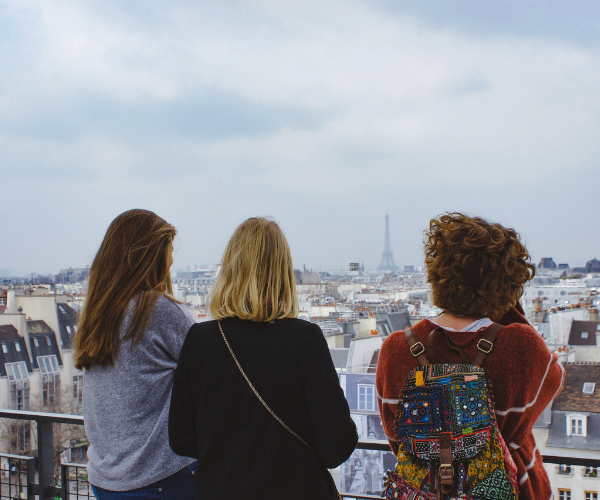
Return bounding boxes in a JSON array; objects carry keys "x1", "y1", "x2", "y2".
[
  {"x1": 169, "y1": 217, "x2": 357, "y2": 500},
  {"x1": 75, "y1": 209, "x2": 198, "y2": 500}
]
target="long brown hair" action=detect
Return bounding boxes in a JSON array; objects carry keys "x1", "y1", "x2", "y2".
[
  {"x1": 209, "y1": 217, "x2": 299, "y2": 322},
  {"x1": 74, "y1": 209, "x2": 177, "y2": 369}
]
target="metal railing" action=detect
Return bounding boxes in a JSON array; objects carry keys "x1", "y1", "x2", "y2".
[
  {"x1": 1, "y1": 410, "x2": 600, "y2": 500},
  {"x1": 0, "y1": 409, "x2": 85, "y2": 500}
]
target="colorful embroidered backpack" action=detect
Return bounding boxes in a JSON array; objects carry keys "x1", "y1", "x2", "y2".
[{"x1": 382, "y1": 324, "x2": 519, "y2": 500}]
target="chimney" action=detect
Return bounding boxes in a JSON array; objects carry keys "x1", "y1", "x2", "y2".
[
  {"x1": 589, "y1": 308, "x2": 599, "y2": 322},
  {"x1": 5, "y1": 290, "x2": 16, "y2": 314}
]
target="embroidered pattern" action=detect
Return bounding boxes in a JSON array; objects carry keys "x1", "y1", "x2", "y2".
[
  {"x1": 383, "y1": 471, "x2": 436, "y2": 500},
  {"x1": 495, "y1": 423, "x2": 519, "y2": 491},
  {"x1": 467, "y1": 439, "x2": 505, "y2": 488},
  {"x1": 469, "y1": 469, "x2": 517, "y2": 500},
  {"x1": 396, "y1": 442, "x2": 428, "y2": 488}
]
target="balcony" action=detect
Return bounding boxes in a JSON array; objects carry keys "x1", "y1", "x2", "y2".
[{"x1": 1, "y1": 409, "x2": 600, "y2": 500}]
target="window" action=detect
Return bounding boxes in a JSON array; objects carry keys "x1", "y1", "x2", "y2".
[
  {"x1": 72, "y1": 373, "x2": 84, "y2": 405},
  {"x1": 15, "y1": 343, "x2": 21, "y2": 352},
  {"x1": 567, "y1": 414, "x2": 587, "y2": 437},
  {"x1": 0, "y1": 298, "x2": 5, "y2": 305},
  {"x1": 583, "y1": 383, "x2": 596, "y2": 395},
  {"x1": 585, "y1": 467, "x2": 598, "y2": 477},
  {"x1": 559, "y1": 490, "x2": 571, "y2": 500},
  {"x1": 5, "y1": 362, "x2": 30, "y2": 410},
  {"x1": 582, "y1": 331, "x2": 589, "y2": 339},
  {"x1": 33, "y1": 337, "x2": 39, "y2": 347},
  {"x1": 46, "y1": 336, "x2": 52, "y2": 346},
  {"x1": 585, "y1": 493, "x2": 598, "y2": 500},
  {"x1": 9, "y1": 420, "x2": 31, "y2": 453},
  {"x1": 1, "y1": 343, "x2": 6, "y2": 353},
  {"x1": 6, "y1": 361, "x2": 29, "y2": 383},
  {"x1": 558, "y1": 464, "x2": 572, "y2": 475},
  {"x1": 358, "y1": 384, "x2": 375, "y2": 411},
  {"x1": 37, "y1": 355, "x2": 61, "y2": 409}
]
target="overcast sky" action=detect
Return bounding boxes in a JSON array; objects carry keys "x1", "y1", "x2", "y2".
[{"x1": 1, "y1": 0, "x2": 599, "y2": 276}]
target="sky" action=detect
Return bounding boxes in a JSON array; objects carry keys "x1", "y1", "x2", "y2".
[{"x1": 1, "y1": 0, "x2": 599, "y2": 276}]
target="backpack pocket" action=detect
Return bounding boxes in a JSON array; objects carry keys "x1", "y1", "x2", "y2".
[
  {"x1": 383, "y1": 470, "x2": 437, "y2": 500},
  {"x1": 397, "y1": 372, "x2": 493, "y2": 462}
]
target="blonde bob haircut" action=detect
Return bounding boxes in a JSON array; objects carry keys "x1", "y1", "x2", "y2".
[{"x1": 209, "y1": 217, "x2": 299, "y2": 322}]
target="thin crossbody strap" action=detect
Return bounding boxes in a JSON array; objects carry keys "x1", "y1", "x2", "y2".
[{"x1": 218, "y1": 321, "x2": 312, "y2": 450}]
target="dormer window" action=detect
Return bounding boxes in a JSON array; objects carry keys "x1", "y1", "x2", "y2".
[
  {"x1": 583, "y1": 383, "x2": 596, "y2": 395},
  {"x1": 581, "y1": 331, "x2": 588, "y2": 339},
  {"x1": 566, "y1": 413, "x2": 587, "y2": 437}
]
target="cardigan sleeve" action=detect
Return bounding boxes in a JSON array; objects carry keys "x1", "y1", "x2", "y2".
[
  {"x1": 301, "y1": 324, "x2": 358, "y2": 468},
  {"x1": 168, "y1": 326, "x2": 199, "y2": 459},
  {"x1": 376, "y1": 332, "x2": 406, "y2": 456},
  {"x1": 493, "y1": 325, "x2": 565, "y2": 448}
]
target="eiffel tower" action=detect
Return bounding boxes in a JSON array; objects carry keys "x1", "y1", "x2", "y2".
[{"x1": 377, "y1": 213, "x2": 399, "y2": 271}]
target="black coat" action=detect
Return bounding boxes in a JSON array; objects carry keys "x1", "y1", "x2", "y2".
[{"x1": 168, "y1": 317, "x2": 358, "y2": 500}]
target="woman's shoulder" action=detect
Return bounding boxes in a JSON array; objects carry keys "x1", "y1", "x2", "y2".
[
  {"x1": 153, "y1": 294, "x2": 194, "y2": 323},
  {"x1": 496, "y1": 321, "x2": 549, "y2": 354},
  {"x1": 382, "y1": 319, "x2": 432, "y2": 348}
]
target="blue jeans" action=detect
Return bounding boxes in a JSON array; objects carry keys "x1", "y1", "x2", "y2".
[{"x1": 91, "y1": 462, "x2": 199, "y2": 500}]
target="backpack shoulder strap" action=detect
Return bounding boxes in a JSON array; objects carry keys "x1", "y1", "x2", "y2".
[
  {"x1": 472, "y1": 323, "x2": 503, "y2": 366},
  {"x1": 404, "y1": 327, "x2": 430, "y2": 366}
]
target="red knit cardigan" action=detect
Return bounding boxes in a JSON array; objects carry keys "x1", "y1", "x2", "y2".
[{"x1": 376, "y1": 306, "x2": 565, "y2": 500}]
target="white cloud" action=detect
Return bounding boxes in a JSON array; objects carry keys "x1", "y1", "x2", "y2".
[{"x1": 1, "y1": 0, "x2": 599, "y2": 271}]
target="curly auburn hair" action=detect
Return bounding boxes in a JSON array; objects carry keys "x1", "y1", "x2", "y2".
[{"x1": 424, "y1": 213, "x2": 535, "y2": 319}]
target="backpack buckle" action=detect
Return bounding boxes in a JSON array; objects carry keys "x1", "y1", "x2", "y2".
[
  {"x1": 438, "y1": 464, "x2": 454, "y2": 492},
  {"x1": 439, "y1": 464, "x2": 454, "y2": 476},
  {"x1": 477, "y1": 338, "x2": 493, "y2": 354},
  {"x1": 410, "y1": 342, "x2": 425, "y2": 357}
]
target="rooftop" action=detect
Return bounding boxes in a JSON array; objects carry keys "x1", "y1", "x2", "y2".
[
  {"x1": 553, "y1": 363, "x2": 600, "y2": 413},
  {"x1": 0, "y1": 324, "x2": 20, "y2": 341}
]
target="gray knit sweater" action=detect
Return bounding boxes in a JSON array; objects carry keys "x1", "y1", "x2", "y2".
[{"x1": 83, "y1": 294, "x2": 196, "y2": 490}]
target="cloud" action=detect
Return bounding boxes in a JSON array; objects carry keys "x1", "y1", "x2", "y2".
[
  {"x1": 369, "y1": 0, "x2": 600, "y2": 46},
  {"x1": 1, "y1": 0, "x2": 599, "y2": 272}
]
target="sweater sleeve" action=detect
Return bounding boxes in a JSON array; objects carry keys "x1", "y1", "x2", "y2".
[
  {"x1": 376, "y1": 332, "x2": 404, "y2": 456},
  {"x1": 494, "y1": 327, "x2": 565, "y2": 448},
  {"x1": 168, "y1": 326, "x2": 199, "y2": 459},
  {"x1": 301, "y1": 324, "x2": 358, "y2": 468}
]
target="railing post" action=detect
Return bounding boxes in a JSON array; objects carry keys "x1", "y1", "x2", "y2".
[
  {"x1": 61, "y1": 464, "x2": 69, "y2": 499},
  {"x1": 37, "y1": 419, "x2": 55, "y2": 500},
  {"x1": 27, "y1": 458, "x2": 36, "y2": 500}
]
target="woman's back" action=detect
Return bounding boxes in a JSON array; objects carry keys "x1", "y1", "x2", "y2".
[
  {"x1": 377, "y1": 314, "x2": 564, "y2": 500},
  {"x1": 84, "y1": 294, "x2": 195, "y2": 490},
  {"x1": 169, "y1": 317, "x2": 358, "y2": 500}
]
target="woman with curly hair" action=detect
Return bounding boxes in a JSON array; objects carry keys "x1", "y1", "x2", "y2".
[{"x1": 376, "y1": 213, "x2": 564, "y2": 500}]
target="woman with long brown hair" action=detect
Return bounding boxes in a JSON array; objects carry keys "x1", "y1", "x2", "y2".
[
  {"x1": 75, "y1": 209, "x2": 198, "y2": 500},
  {"x1": 169, "y1": 217, "x2": 358, "y2": 500}
]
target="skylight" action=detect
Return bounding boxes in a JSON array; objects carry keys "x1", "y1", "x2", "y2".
[
  {"x1": 583, "y1": 383, "x2": 596, "y2": 395},
  {"x1": 581, "y1": 331, "x2": 588, "y2": 339}
]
